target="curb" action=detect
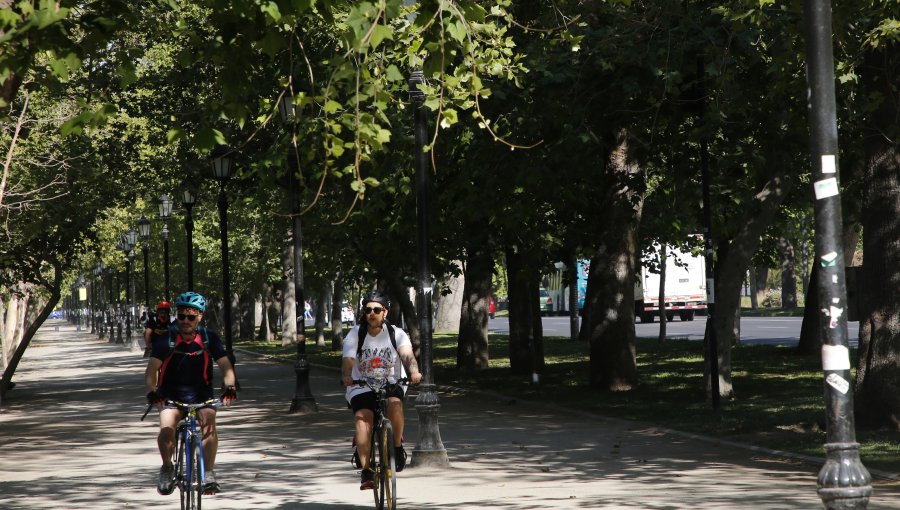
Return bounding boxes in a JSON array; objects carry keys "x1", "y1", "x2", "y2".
[{"x1": 233, "y1": 346, "x2": 900, "y2": 483}]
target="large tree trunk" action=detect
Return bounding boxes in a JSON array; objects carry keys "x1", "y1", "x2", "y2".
[
  {"x1": 434, "y1": 263, "x2": 464, "y2": 333},
  {"x1": 314, "y1": 288, "x2": 327, "y2": 347},
  {"x1": 780, "y1": 238, "x2": 797, "y2": 308},
  {"x1": 1, "y1": 264, "x2": 61, "y2": 400},
  {"x1": 855, "y1": 42, "x2": 900, "y2": 428},
  {"x1": 457, "y1": 251, "x2": 492, "y2": 371},
  {"x1": 657, "y1": 244, "x2": 667, "y2": 341},
  {"x1": 705, "y1": 172, "x2": 796, "y2": 399},
  {"x1": 383, "y1": 275, "x2": 420, "y2": 355},
  {"x1": 281, "y1": 244, "x2": 297, "y2": 346},
  {"x1": 748, "y1": 266, "x2": 759, "y2": 309},
  {"x1": 330, "y1": 275, "x2": 345, "y2": 351},
  {"x1": 506, "y1": 247, "x2": 537, "y2": 376},
  {"x1": 586, "y1": 129, "x2": 642, "y2": 391}
]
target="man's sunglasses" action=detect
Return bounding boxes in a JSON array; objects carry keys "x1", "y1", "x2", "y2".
[
  {"x1": 364, "y1": 306, "x2": 384, "y2": 315},
  {"x1": 177, "y1": 313, "x2": 199, "y2": 322}
]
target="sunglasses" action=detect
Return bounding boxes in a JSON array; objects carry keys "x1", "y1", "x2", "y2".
[
  {"x1": 177, "y1": 313, "x2": 199, "y2": 322},
  {"x1": 364, "y1": 306, "x2": 384, "y2": 315}
]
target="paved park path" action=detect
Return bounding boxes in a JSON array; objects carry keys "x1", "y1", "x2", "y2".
[{"x1": 1, "y1": 320, "x2": 899, "y2": 509}]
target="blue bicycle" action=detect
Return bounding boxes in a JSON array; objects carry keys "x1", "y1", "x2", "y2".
[{"x1": 167, "y1": 399, "x2": 219, "y2": 509}]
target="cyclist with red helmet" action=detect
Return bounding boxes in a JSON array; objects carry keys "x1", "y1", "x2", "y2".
[{"x1": 143, "y1": 301, "x2": 174, "y2": 358}]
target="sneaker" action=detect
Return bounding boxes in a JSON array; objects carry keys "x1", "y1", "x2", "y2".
[
  {"x1": 360, "y1": 468, "x2": 375, "y2": 490},
  {"x1": 157, "y1": 464, "x2": 175, "y2": 495},
  {"x1": 202, "y1": 469, "x2": 220, "y2": 495},
  {"x1": 395, "y1": 445, "x2": 407, "y2": 472}
]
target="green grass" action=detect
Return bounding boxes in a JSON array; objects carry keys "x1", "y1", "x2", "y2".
[{"x1": 235, "y1": 331, "x2": 899, "y2": 474}]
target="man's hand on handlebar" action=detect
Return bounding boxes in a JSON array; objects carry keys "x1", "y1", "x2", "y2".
[
  {"x1": 147, "y1": 390, "x2": 164, "y2": 410},
  {"x1": 220, "y1": 385, "x2": 237, "y2": 406},
  {"x1": 342, "y1": 374, "x2": 354, "y2": 387}
]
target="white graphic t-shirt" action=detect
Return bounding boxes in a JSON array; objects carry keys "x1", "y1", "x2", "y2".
[{"x1": 343, "y1": 324, "x2": 412, "y2": 402}]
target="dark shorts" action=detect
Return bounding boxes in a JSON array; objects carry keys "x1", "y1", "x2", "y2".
[{"x1": 349, "y1": 387, "x2": 405, "y2": 414}]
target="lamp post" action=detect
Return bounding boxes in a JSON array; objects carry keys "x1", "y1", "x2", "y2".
[
  {"x1": 281, "y1": 87, "x2": 317, "y2": 414},
  {"x1": 158, "y1": 193, "x2": 174, "y2": 301},
  {"x1": 803, "y1": 2, "x2": 872, "y2": 508},
  {"x1": 181, "y1": 179, "x2": 198, "y2": 291},
  {"x1": 408, "y1": 38, "x2": 449, "y2": 465},
  {"x1": 124, "y1": 228, "x2": 139, "y2": 352},
  {"x1": 211, "y1": 145, "x2": 238, "y2": 378},
  {"x1": 115, "y1": 242, "x2": 125, "y2": 344},
  {"x1": 138, "y1": 214, "x2": 151, "y2": 311}
]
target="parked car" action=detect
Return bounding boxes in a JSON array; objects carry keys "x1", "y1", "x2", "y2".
[
  {"x1": 489, "y1": 296, "x2": 496, "y2": 319},
  {"x1": 539, "y1": 288, "x2": 553, "y2": 315},
  {"x1": 341, "y1": 303, "x2": 356, "y2": 325},
  {"x1": 49, "y1": 310, "x2": 63, "y2": 319}
]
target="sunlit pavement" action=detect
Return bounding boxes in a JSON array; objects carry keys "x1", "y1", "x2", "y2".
[{"x1": 1, "y1": 320, "x2": 898, "y2": 509}]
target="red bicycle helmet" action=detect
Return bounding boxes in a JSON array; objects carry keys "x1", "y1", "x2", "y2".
[{"x1": 156, "y1": 301, "x2": 172, "y2": 312}]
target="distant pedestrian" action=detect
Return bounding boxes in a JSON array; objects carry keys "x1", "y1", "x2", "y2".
[{"x1": 304, "y1": 299, "x2": 313, "y2": 320}]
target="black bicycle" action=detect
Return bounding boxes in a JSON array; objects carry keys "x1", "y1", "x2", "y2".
[
  {"x1": 352, "y1": 377, "x2": 409, "y2": 510},
  {"x1": 144, "y1": 399, "x2": 219, "y2": 509}
]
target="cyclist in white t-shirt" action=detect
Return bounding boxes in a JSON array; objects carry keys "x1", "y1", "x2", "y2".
[{"x1": 342, "y1": 290, "x2": 422, "y2": 490}]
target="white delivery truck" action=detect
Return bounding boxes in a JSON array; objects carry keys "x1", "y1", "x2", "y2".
[{"x1": 635, "y1": 243, "x2": 707, "y2": 323}]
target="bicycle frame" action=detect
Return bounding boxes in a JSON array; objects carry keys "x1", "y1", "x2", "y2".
[
  {"x1": 353, "y1": 378, "x2": 406, "y2": 510},
  {"x1": 171, "y1": 400, "x2": 217, "y2": 510}
]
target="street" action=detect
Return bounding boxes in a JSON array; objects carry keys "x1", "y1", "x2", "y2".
[{"x1": 488, "y1": 315, "x2": 861, "y2": 347}]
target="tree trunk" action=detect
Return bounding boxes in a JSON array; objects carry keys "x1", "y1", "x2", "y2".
[
  {"x1": 755, "y1": 266, "x2": 768, "y2": 304},
  {"x1": 586, "y1": 129, "x2": 642, "y2": 391},
  {"x1": 658, "y1": 244, "x2": 667, "y2": 341},
  {"x1": 855, "y1": 42, "x2": 900, "y2": 428},
  {"x1": 705, "y1": 172, "x2": 796, "y2": 399},
  {"x1": 330, "y1": 274, "x2": 345, "y2": 351},
  {"x1": 314, "y1": 288, "x2": 327, "y2": 346},
  {"x1": 457, "y1": 252, "x2": 492, "y2": 371},
  {"x1": 748, "y1": 266, "x2": 759, "y2": 309},
  {"x1": 1, "y1": 263, "x2": 62, "y2": 400},
  {"x1": 798, "y1": 263, "x2": 821, "y2": 355},
  {"x1": 281, "y1": 244, "x2": 297, "y2": 346},
  {"x1": 383, "y1": 274, "x2": 420, "y2": 355},
  {"x1": 434, "y1": 263, "x2": 464, "y2": 333},
  {"x1": 568, "y1": 255, "x2": 580, "y2": 341},
  {"x1": 506, "y1": 248, "x2": 535, "y2": 376},
  {"x1": 779, "y1": 238, "x2": 797, "y2": 308}
]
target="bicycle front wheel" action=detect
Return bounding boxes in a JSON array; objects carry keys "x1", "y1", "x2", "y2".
[
  {"x1": 190, "y1": 438, "x2": 203, "y2": 510},
  {"x1": 380, "y1": 420, "x2": 397, "y2": 510}
]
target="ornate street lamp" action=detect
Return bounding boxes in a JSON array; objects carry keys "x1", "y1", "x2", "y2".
[
  {"x1": 123, "y1": 229, "x2": 139, "y2": 352},
  {"x1": 211, "y1": 145, "x2": 238, "y2": 379},
  {"x1": 406, "y1": 0, "x2": 449, "y2": 467},
  {"x1": 138, "y1": 214, "x2": 152, "y2": 311},
  {"x1": 115, "y1": 241, "x2": 126, "y2": 345},
  {"x1": 180, "y1": 179, "x2": 198, "y2": 291},
  {"x1": 281, "y1": 87, "x2": 317, "y2": 414},
  {"x1": 158, "y1": 193, "x2": 174, "y2": 301}
]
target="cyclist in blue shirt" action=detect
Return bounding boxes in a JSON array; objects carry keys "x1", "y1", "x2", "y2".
[{"x1": 145, "y1": 292, "x2": 236, "y2": 496}]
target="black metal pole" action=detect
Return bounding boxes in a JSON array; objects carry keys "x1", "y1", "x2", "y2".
[
  {"x1": 185, "y1": 204, "x2": 195, "y2": 292},
  {"x1": 409, "y1": 69, "x2": 449, "y2": 467},
  {"x1": 218, "y1": 186, "x2": 239, "y2": 385},
  {"x1": 107, "y1": 270, "x2": 115, "y2": 343},
  {"x1": 125, "y1": 256, "x2": 134, "y2": 350},
  {"x1": 162, "y1": 223, "x2": 170, "y2": 301},
  {"x1": 697, "y1": 56, "x2": 721, "y2": 415},
  {"x1": 142, "y1": 245, "x2": 150, "y2": 311},
  {"x1": 89, "y1": 277, "x2": 96, "y2": 334},
  {"x1": 115, "y1": 271, "x2": 123, "y2": 345},
  {"x1": 803, "y1": 2, "x2": 872, "y2": 507},
  {"x1": 287, "y1": 143, "x2": 317, "y2": 414}
]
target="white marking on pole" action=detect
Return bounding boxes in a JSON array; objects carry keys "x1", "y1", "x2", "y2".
[
  {"x1": 821, "y1": 154, "x2": 836, "y2": 174},
  {"x1": 814, "y1": 178, "x2": 839, "y2": 199},
  {"x1": 822, "y1": 344, "x2": 851, "y2": 371},
  {"x1": 826, "y1": 373, "x2": 850, "y2": 394}
]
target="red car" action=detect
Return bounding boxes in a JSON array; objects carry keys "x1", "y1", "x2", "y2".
[{"x1": 489, "y1": 296, "x2": 496, "y2": 319}]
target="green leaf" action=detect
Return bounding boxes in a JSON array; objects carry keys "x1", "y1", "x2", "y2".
[
  {"x1": 260, "y1": 1, "x2": 282, "y2": 21},
  {"x1": 324, "y1": 100, "x2": 343, "y2": 113},
  {"x1": 194, "y1": 127, "x2": 227, "y2": 150},
  {"x1": 370, "y1": 24, "x2": 393, "y2": 49},
  {"x1": 167, "y1": 128, "x2": 186, "y2": 144}
]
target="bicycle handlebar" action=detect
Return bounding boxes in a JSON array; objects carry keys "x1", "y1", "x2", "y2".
[{"x1": 350, "y1": 377, "x2": 411, "y2": 387}]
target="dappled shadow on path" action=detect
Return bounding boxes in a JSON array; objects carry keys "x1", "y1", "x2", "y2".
[{"x1": 1, "y1": 324, "x2": 898, "y2": 509}]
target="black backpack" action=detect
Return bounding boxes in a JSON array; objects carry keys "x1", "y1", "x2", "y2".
[{"x1": 356, "y1": 321, "x2": 397, "y2": 359}]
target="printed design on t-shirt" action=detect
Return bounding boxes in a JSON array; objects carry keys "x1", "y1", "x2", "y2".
[{"x1": 360, "y1": 346, "x2": 398, "y2": 381}]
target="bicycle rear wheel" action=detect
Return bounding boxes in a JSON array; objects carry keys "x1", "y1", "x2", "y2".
[{"x1": 380, "y1": 420, "x2": 397, "y2": 510}]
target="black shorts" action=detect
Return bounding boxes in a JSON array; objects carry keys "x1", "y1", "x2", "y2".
[{"x1": 349, "y1": 387, "x2": 405, "y2": 413}]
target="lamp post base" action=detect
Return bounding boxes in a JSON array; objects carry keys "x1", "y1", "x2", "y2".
[
  {"x1": 411, "y1": 384, "x2": 450, "y2": 468},
  {"x1": 288, "y1": 356, "x2": 318, "y2": 414},
  {"x1": 817, "y1": 442, "x2": 872, "y2": 509}
]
